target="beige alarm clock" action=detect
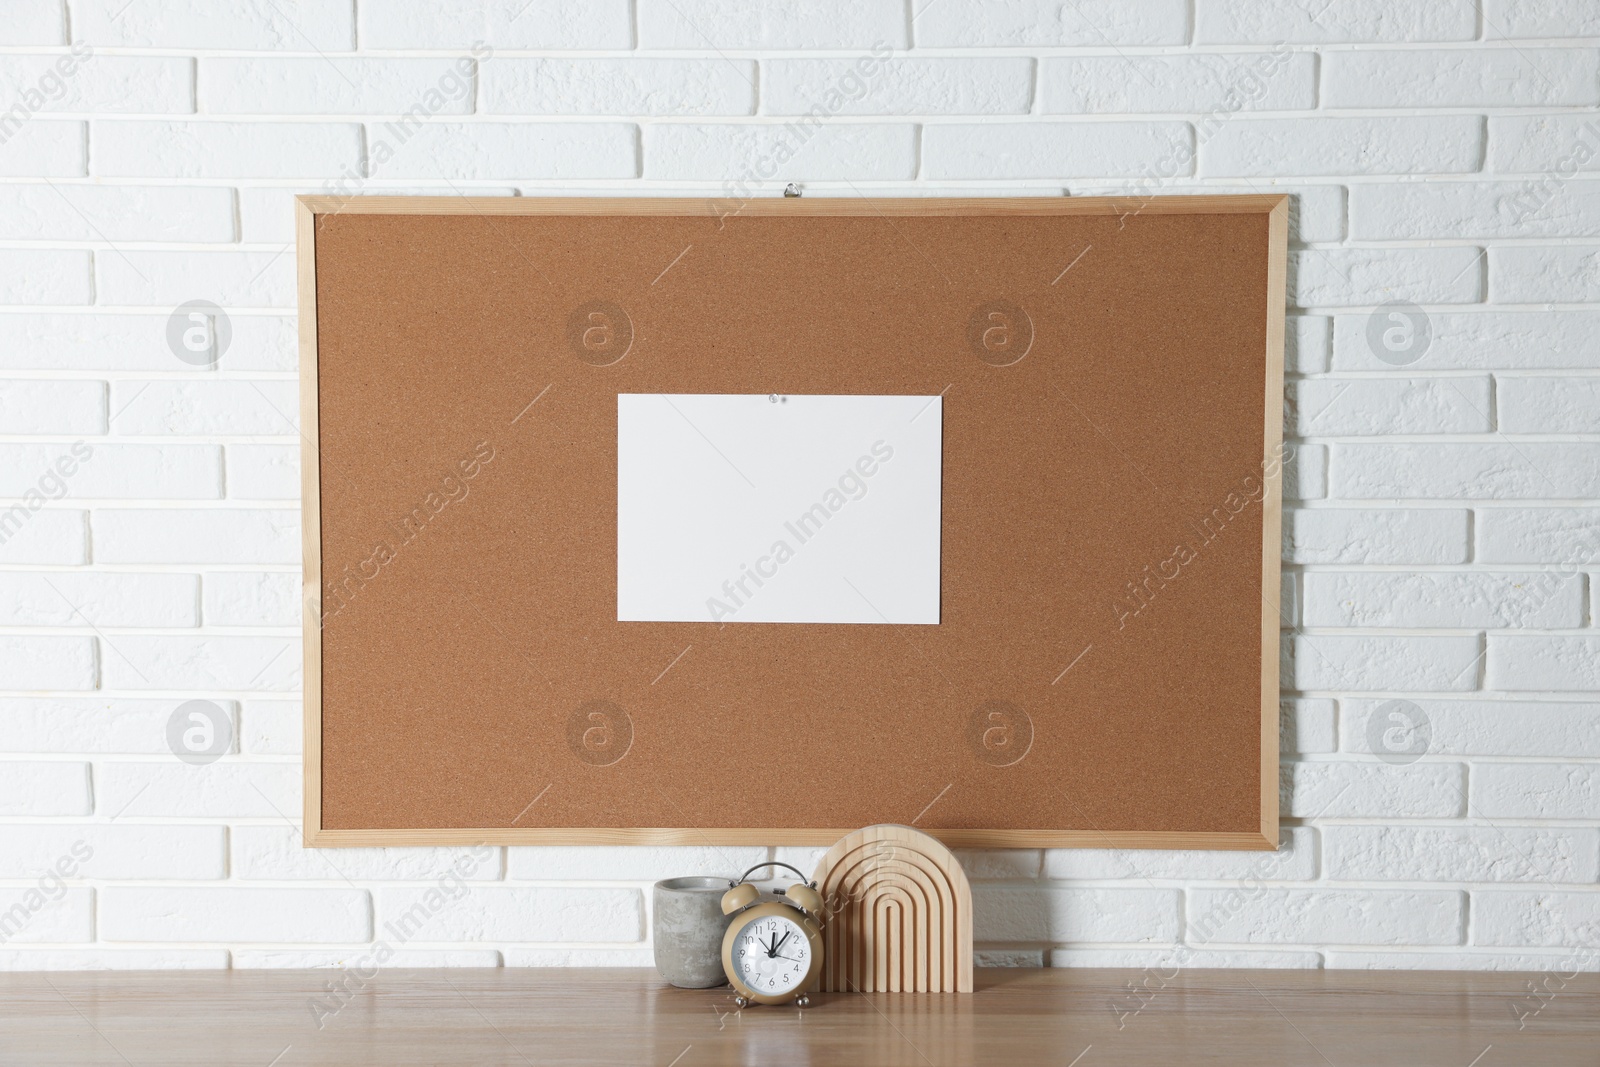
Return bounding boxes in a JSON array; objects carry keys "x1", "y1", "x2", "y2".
[{"x1": 720, "y1": 862, "x2": 824, "y2": 1007}]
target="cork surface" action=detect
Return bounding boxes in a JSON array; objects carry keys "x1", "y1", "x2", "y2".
[{"x1": 307, "y1": 198, "x2": 1281, "y2": 839}]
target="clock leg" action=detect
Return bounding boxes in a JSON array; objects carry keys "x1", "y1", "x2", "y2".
[
  {"x1": 795, "y1": 994, "x2": 810, "y2": 1008},
  {"x1": 733, "y1": 995, "x2": 749, "y2": 1009}
]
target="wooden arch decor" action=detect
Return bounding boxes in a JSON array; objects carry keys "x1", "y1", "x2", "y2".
[{"x1": 814, "y1": 824, "x2": 974, "y2": 993}]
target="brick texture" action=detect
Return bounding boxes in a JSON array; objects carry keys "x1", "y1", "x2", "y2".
[{"x1": 0, "y1": 0, "x2": 1594, "y2": 974}]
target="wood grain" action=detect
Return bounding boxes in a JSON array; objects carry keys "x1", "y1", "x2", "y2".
[
  {"x1": 295, "y1": 197, "x2": 323, "y2": 842},
  {"x1": 3, "y1": 967, "x2": 1594, "y2": 1066},
  {"x1": 814, "y1": 824, "x2": 974, "y2": 993},
  {"x1": 1259, "y1": 196, "x2": 1289, "y2": 846},
  {"x1": 299, "y1": 194, "x2": 1288, "y2": 217},
  {"x1": 307, "y1": 827, "x2": 1276, "y2": 849}
]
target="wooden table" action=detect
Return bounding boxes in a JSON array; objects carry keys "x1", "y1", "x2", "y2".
[{"x1": 2, "y1": 967, "x2": 1595, "y2": 1065}]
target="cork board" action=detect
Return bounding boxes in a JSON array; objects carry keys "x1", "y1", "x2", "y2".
[{"x1": 297, "y1": 195, "x2": 1287, "y2": 850}]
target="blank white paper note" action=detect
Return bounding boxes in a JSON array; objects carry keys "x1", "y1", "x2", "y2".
[{"x1": 617, "y1": 394, "x2": 942, "y2": 624}]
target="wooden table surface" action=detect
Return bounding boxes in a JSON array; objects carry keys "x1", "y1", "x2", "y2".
[{"x1": 2, "y1": 967, "x2": 1595, "y2": 1066}]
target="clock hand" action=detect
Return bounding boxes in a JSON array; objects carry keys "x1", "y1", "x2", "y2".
[
  {"x1": 772, "y1": 930, "x2": 792, "y2": 955},
  {"x1": 774, "y1": 954, "x2": 804, "y2": 963}
]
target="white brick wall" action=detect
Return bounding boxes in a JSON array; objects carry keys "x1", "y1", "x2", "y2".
[{"x1": 0, "y1": 0, "x2": 1595, "y2": 976}]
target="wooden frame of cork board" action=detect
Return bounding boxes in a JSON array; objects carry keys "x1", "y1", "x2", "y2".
[{"x1": 297, "y1": 194, "x2": 1287, "y2": 850}]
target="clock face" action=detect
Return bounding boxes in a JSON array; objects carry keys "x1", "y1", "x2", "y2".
[{"x1": 731, "y1": 913, "x2": 813, "y2": 996}]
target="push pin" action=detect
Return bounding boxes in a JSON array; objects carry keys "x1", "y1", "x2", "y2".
[{"x1": 783, "y1": 183, "x2": 801, "y2": 198}]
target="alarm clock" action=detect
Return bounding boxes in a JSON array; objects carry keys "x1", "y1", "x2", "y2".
[{"x1": 720, "y1": 862, "x2": 824, "y2": 1007}]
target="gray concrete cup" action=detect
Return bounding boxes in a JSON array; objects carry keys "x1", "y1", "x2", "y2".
[{"x1": 652, "y1": 876, "x2": 731, "y2": 988}]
